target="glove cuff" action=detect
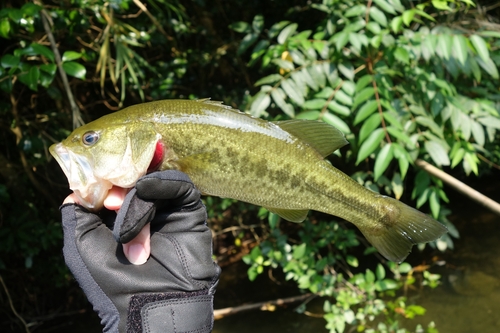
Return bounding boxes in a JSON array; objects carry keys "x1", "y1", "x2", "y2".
[{"x1": 127, "y1": 291, "x2": 214, "y2": 333}]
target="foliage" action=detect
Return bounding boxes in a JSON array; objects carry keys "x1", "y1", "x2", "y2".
[
  {"x1": 234, "y1": 0, "x2": 500, "y2": 331},
  {"x1": 0, "y1": 0, "x2": 499, "y2": 331}
]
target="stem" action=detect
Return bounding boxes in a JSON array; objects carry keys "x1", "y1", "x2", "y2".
[
  {"x1": 0, "y1": 275, "x2": 30, "y2": 333},
  {"x1": 415, "y1": 159, "x2": 500, "y2": 216},
  {"x1": 213, "y1": 293, "x2": 315, "y2": 320},
  {"x1": 38, "y1": 4, "x2": 84, "y2": 129}
]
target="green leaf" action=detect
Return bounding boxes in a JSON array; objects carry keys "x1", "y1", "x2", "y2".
[
  {"x1": 40, "y1": 63, "x2": 57, "y2": 75},
  {"x1": 268, "y1": 21, "x2": 290, "y2": 38},
  {"x1": 333, "y1": 30, "x2": 349, "y2": 52},
  {"x1": 0, "y1": 19, "x2": 11, "y2": 38},
  {"x1": 390, "y1": 16, "x2": 403, "y2": 33},
  {"x1": 370, "y1": 7, "x2": 387, "y2": 27},
  {"x1": 392, "y1": 172, "x2": 404, "y2": 199},
  {"x1": 376, "y1": 263, "x2": 386, "y2": 280},
  {"x1": 452, "y1": 35, "x2": 468, "y2": 66},
  {"x1": 281, "y1": 79, "x2": 304, "y2": 105},
  {"x1": 62, "y1": 61, "x2": 86, "y2": 79},
  {"x1": 334, "y1": 90, "x2": 352, "y2": 106},
  {"x1": 386, "y1": 127, "x2": 414, "y2": 148},
  {"x1": 436, "y1": 34, "x2": 453, "y2": 60},
  {"x1": 1, "y1": 54, "x2": 20, "y2": 68},
  {"x1": 322, "y1": 112, "x2": 351, "y2": 134},
  {"x1": 303, "y1": 99, "x2": 327, "y2": 110},
  {"x1": 250, "y1": 92, "x2": 271, "y2": 117},
  {"x1": 402, "y1": 9, "x2": 415, "y2": 26},
  {"x1": 469, "y1": 34, "x2": 489, "y2": 63},
  {"x1": 353, "y1": 87, "x2": 375, "y2": 109},
  {"x1": 327, "y1": 101, "x2": 351, "y2": 116},
  {"x1": 451, "y1": 147, "x2": 465, "y2": 168},
  {"x1": 354, "y1": 100, "x2": 378, "y2": 125},
  {"x1": 255, "y1": 74, "x2": 283, "y2": 86},
  {"x1": 278, "y1": 23, "x2": 298, "y2": 44},
  {"x1": 355, "y1": 75, "x2": 373, "y2": 92},
  {"x1": 394, "y1": 47, "x2": 410, "y2": 64},
  {"x1": 238, "y1": 33, "x2": 258, "y2": 55},
  {"x1": 356, "y1": 128, "x2": 385, "y2": 165},
  {"x1": 424, "y1": 141, "x2": 450, "y2": 166},
  {"x1": 476, "y1": 57, "x2": 499, "y2": 79},
  {"x1": 471, "y1": 120, "x2": 485, "y2": 146},
  {"x1": 293, "y1": 243, "x2": 307, "y2": 259},
  {"x1": 62, "y1": 51, "x2": 82, "y2": 62},
  {"x1": 359, "y1": 113, "x2": 381, "y2": 144},
  {"x1": 229, "y1": 21, "x2": 250, "y2": 33},
  {"x1": 345, "y1": 5, "x2": 366, "y2": 17},
  {"x1": 31, "y1": 43, "x2": 55, "y2": 62},
  {"x1": 429, "y1": 189, "x2": 440, "y2": 219},
  {"x1": 374, "y1": 0, "x2": 397, "y2": 14},
  {"x1": 346, "y1": 255, "x2": 359, "y2": 267},
  {"x1": 252, "y1": 15, "x2": 264, "y2": 33},
  {"x1": 374, "y1": 143, "x2": 393, "y2": 180},
  {"x1": 27, "y1": 66, "x2": 39, "y2": 91}
]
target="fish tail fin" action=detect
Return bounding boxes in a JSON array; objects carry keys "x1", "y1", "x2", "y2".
[{"x1": 356, "y1": 196, "x2": 447, "y2": 263}]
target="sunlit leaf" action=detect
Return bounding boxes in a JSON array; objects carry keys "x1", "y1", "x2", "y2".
[
  {"x1": 278, "y1": 23, "x2": 298, "y2": 44},
  {"x1": 356, "y1": 128, "x2": 385, "y2": 164},
  {"x1": 374, "y1": 0, "x2": 397, "y2": 14},
  {"x1": 359, "y1": 113, "x2": 381, "y2": 144},
  {"x1": 424, "y1": 141, "x2": 450, "y2": 166},
  {"x1": 354, "y1": 100, "x2": 378, "y2": 125},
  {"x1": 370, "y1": 7, "x2": 387, "y2": 27},
  {"x1": 374, "y1": 143, "x2": 393, "y2": 180},
  {"x1": 322, "y1": 112, "x2": 351, "y2": 134},
  {"x1": 452, "y1": 35, "x2": 468, "y2": 66},
  {"x1": 469, "y1": 34, "x2": 489, "y2": 62},
  {"x1": 281, "y1": 79, "x2": 304, "y2": 105},
  {"x1": 62, "y1": 50, "x2": 82, "y2": 62},
  {"x1": 31, "y1": 43, "x2": 55, "y2": 62},
  {"x1": 250, "y1": 92, "x2": 271, "y2": 117}
]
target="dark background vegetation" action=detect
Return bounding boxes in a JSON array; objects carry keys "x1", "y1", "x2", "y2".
[{"x1": 1, "y1": 0, "x2": 499, "y2": 332}]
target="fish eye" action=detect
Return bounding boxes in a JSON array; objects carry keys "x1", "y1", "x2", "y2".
[{"x1": 82, "y1": 131, "x2": 99, "y2": 146}]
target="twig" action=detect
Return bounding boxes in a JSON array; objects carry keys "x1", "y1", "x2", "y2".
[
  {"x1": 132, "y1": 0, "x2": 174, "y2": 42},
  {"x1": 37, "y1": 2, "x2": 84, "y2": 129},
  {"x1": 415, "y1": 159, "x2": 500, "y2": 216},
  {"x1": 0, "y1": 275, "x2": 30, "y2": 333},
  {"x1": 213, "y1": 293, "x2": 315, "y2": 320}
]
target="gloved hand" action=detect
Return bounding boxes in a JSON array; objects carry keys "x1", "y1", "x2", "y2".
[{"x1": 61, "y1": 170, "x2": 221, "y2": 333}]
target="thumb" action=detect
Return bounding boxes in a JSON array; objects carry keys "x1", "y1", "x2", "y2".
[{"x1": 122, "y1": 224, "x2": 151, "y2": 265}]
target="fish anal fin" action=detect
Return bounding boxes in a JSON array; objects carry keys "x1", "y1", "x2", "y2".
[
  {"x1": 357, "y1": 196, "x2": 448, "y2": 263},
  {"x1": 265, "y1": 207, "x2": 309, "y2": 223},
  {"x1": 274, "y1": 119, "x2": 348, "y2": 157}
]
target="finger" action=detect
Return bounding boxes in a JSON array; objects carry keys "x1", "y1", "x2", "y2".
[
  {"x1": 63, "y1": 193, "x2": 80, "y2": 205},
  {"x1": 122, "y1": 223, "x2": 151, "y2": 265},
  {"x1": 104, "y1": 186, "x2": 130, "y2": 211}
]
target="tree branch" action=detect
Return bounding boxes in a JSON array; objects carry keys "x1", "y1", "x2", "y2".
[
  {"x1": 213, "y1": 293, "x2": 315, "y2": 320},
  {"x1": 415, "y1": 159, "x2": 500, "y2": 216}
]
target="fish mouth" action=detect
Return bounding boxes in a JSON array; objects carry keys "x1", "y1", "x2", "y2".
[{"x1": 50, "y1": 143, "x2": 112, "y2": 211}]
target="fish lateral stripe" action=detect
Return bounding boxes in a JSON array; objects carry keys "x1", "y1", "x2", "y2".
[{"x1": 155, "y1": 109, "x2": 297, "y2": 144}]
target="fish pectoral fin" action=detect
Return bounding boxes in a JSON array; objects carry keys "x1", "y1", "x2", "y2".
[
  {"x1": 265, "y1": 207, "x2": 309, "y2": 223},
  {"x1": 274, "y1": 119, "x2": 348, "y2": 158}
]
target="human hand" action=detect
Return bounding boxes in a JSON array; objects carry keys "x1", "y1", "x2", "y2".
[
  {"x1": 61, "y1": 170, "x2": 220, "y2": 332},
  {"x1": 64, "y1": 187, "x2": 150, "y2": 265}
]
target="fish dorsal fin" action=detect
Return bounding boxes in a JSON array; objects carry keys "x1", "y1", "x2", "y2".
[
  {"x1": 274, "y1": 119, "x2": 348, "y2": 157},
  {"x1": 265, "y1": 207, "x2": 309, "y2": 223}
]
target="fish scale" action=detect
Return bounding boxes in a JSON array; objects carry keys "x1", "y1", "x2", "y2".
[{"x1": 50, "y1": 99, "x2": 447, "y2": 262}]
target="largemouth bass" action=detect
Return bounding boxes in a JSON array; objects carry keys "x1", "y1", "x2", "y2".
[{"x1": 50, "y1": 99, "x2": 446, "y2": 262}]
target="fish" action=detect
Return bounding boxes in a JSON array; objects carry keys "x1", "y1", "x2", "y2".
[{"x1": 50, "y1": 99, "x2": 447, "y2": 262}]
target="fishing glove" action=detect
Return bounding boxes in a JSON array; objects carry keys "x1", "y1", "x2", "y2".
[{"x1": 61, "y1": 170, "x2": 221, "y2": 333}]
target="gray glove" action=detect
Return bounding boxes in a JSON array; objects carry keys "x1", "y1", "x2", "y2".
[{"x1": 61, "y1": 170, "x2": 220, "y2": 333}]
